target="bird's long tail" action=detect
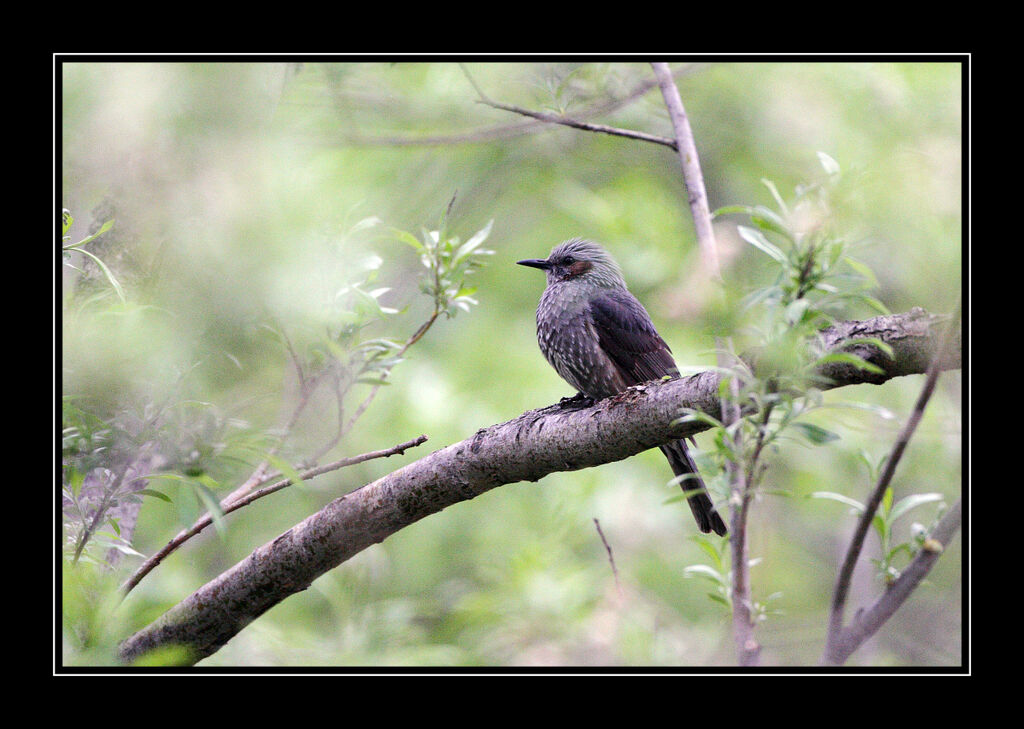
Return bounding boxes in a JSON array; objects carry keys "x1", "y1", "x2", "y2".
[{"x1": 659, "y1": 440, "x2": 728, "y2": 536}]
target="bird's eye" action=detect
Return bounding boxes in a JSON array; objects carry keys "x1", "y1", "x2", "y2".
[{"x1": 563, "y1": 256, "x2": 575, "y2": 265}]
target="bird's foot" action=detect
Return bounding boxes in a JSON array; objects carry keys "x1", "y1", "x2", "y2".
[{"x1": 558, "y1": 392, "x2": 595, "y2": 410}]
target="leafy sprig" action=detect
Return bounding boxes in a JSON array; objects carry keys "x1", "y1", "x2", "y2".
[
  {"x1": 678, "y1": 153, "x2": 909, "y2": 624},
  {"x1": 62, "y1": 209, "x2": 124, "y2": 302}
]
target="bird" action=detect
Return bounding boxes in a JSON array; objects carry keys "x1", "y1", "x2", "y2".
[{"x1": 517, "y1": 238, "x2": 728, "y2": 536}]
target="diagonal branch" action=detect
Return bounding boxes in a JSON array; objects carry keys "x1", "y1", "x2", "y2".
[
  {"x1": 310, "y1": 65, "x2": 711, "y2": 148},
  {"x1": 117, "y1": 309, "x2": 960, "y2": 665},
  {"x1": 120, "y1": 435, "x2": 429, "y2": 596},
  {"x1": 129, "y1": 303, "x2": 445, "y2": 592},
  {"x1": 460, "y1": 64, "x2": 680, "y2": 151},
  {"x1": 823, "y1": 301, "x2": 962, "y2": 664},
  {"x1": 823, "y1": 498, "x2": 961, "y2": 665}
]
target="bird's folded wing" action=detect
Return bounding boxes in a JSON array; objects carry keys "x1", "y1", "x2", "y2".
[{"x1": 589, "y1": 290, "x2": 678, "y2": 386}]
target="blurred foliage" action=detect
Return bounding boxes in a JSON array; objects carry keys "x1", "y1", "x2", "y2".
[
  {"x1": 679, "y1": 155, "x2": 954, "y2": 632},
  {"x1": 60, "y1": 60, "x2": 962, "y2": 668}
]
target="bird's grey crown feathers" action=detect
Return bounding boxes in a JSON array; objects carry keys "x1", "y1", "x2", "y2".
[{"x1": 543, "y1": 238, "x2": 627, "y2": 290}]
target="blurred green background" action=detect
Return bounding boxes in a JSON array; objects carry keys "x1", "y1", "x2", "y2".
[{"x1": 60, "y1": 60, "x2": 962, "y2": 667}]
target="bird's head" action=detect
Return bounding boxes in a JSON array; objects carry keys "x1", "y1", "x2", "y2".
[{"x1": 517, "y1": 238, "x2": 626, "y2": 290}]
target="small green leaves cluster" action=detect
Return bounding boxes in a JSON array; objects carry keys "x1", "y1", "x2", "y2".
[
  {"x1": 307, "y1": 207, "x2": 494, "y2": 391},
  {"x1": 62, "y1": 396, "x2": 159, "y2": 565},
  {"x1": 296, "y1": 234, "x2": 407, "y2": 389},
  {"x1": 62, "y1": 209, "x2": 124, "y2": 302},
  {"x1": 693, "y1": 154, "x2": 894, "y2": 472},
  {"x1": 62, "y1": 392, "x2": 272, "y2": 562},
  {"x1": 676, "y1": 154, "x2": 908, "y2": 621},
  {"x1": 390, "y1": 207, "x2": 494, "y2": 321},
  {"x1": 62, "y1": 397, "x2": 132, "y2": 564},
  {"x1": 810, "y1": 451, "x2": 947, "y2": 584},
  {"x1": 683, "y1": 534, "x2": 783, "y2": 620},
  {"x1": 718, "y1": 153, "x2": 887, "y2": 333}
]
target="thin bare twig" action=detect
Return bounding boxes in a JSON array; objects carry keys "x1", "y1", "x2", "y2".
[
  {"x1": 72, "y1": 464, "x2": 129, "y2": 564},
  {"x1": 342, "y1": 308, "x2": 440, "y2": 436},
  {"x1": 823, "y1": 300, "x2": 962, "y2": 664},
  {"x1": 219, "y1": 325, "x2": 326, "y2": 510},
  {"x1": 307, "y1": 369, "x2": 348, "y2": 466},
  {"x1": 459, "y1": 64, "x2": 680, "y2": 151},
  {"x1": 304, "y1": 65, "x2": 712, "y2": 149},
  {"x1": 592, "y1": 518, "x2": 622, "y2": 600},
  {"x1": 120, "y1": 434, "x2": 429, "y2": 596}
]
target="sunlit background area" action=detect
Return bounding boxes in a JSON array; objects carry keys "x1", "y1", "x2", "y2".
[{"x1": 61, "y1": 60, "x2": 962, "y2": 667}]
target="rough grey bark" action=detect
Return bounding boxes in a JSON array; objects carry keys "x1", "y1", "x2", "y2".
[{"x1": 118, "y1": 309, "x2": 960, "y2": 665}]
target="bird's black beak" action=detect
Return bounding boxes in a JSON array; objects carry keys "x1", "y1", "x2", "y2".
[{"x1": 517, "y1": 258, "x2": 552, "y2": 270}]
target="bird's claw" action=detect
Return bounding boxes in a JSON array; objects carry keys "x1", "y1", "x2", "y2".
[{"x1": 558, "y1": 392, "x2": 595, "y2": 409}]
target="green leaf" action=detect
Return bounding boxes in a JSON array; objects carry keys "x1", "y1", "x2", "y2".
[
  {"x1": 872, "y1": 513, "x2": 887, "y2": 540},
  {"x1": 808, "y1": 491, "x2": 865, "y2": 513},
  {"x1": 265, "y1": 454, "x2": 307, "y2": 489},
  {"x1": 73, "y1": 247, "x2": 126, "y2": 303},
  {"x1": 749, "y1": 206, "x2": 794, "y2": 242},
  {"x1": 142, "y1": 472, "x2": 198, "y2": 487},
  {"x1": 890, "y1": 493, "x2": 945, "y2": 522},
  {"x1": 760, "y1": 178, "x2": 790, "y2": 217},
  {"x1": 791, "y1": 422, "x2": 840, "y2": 445},
  {"x1": 886, "y1": 542, "x2": 915, "y2": 563},
  {"x1": 349, "y1": 216, "x2": 382, "y2": 234},
  {"x1": 453, "y1": 218, "x2": 494, "y2": 265},
  {"x1": 390, "y1": 227, "x2": 424, "y2": 251},
  {"x1": 673, "y1": 409, "x2": 724, "y2": 430},
  {"x1": 817, "y1": 151, "x2": 841, "y2": 176},
  {"x1": 690, "y1": 535, "x2": 724, "y2": 571},
  {"x1": 814, "y1": 351, "x2": 885, "y2": 375},
  {"x1": 859, "y1": 295, "x2": 891, "y2": 315},
  {"x1": 136, "y1": 488, "x2": 172, "y2": 503},
  {"x1": 843, "y1": 256, "x2": 879, "y2": 287},
  {"x1": 98, "y1": 539, "x2": 145, "y2": 558},
  {"x1": 63, "y1": 219, "x2": 115, "y2": 250},
  {"x1": 785, "y1": 298, "x2": 810, "y2": 325},
  {"x1": 840, "y1": 337, "x2": 895, "y2": 362},
  {"x1": 881, "y1": 486, "x2": 894, "y2": 515},
  {"x1": 822, "y1": 400, "x2": 895, "y2": 421},
  {"x1": 738, "y1": 225, "x2": 787, "y2": 263},
  {"x1": 192, "y1": 482, "x2": 226, "y2": 536},
  {"x1": 682, "y1": 564, "x2": 725, "y2": 585},
  {"x1": 711, "y1": 204, "x2": 753, "y2": 218},
  {"x1": 706, "y1": 592, "x2": 731, "y2": 607}
]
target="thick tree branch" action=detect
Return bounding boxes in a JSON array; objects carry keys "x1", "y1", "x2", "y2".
[{"x1": 118, "y1": 309, "x2": 960, "y2": 665}]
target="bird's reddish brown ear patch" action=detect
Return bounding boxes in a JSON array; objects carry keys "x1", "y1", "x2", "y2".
[{"x1": 567, "y1": 260, "x2": 593, "y2": 277}]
